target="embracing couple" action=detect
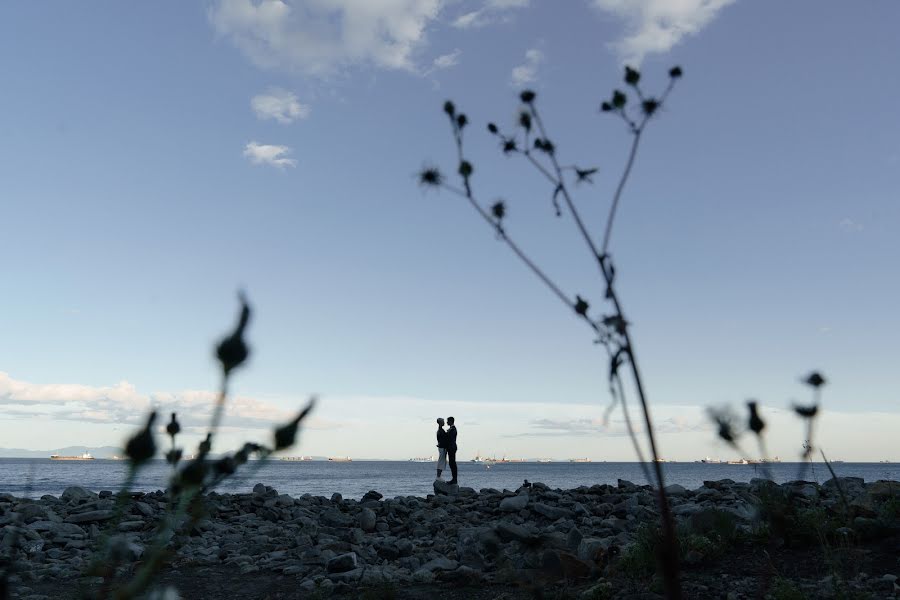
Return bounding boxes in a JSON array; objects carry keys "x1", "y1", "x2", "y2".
[{"x1": 435, "y1": 417, "x2": 458, "y2": 484}]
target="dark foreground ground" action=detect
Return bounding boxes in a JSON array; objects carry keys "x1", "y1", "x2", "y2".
[
  {"x1": 18, "y1": 530, "x2": 900, "y2": 599},
  {"x1": 4, "y1": 477, "x2": 899, "y2": 599}
]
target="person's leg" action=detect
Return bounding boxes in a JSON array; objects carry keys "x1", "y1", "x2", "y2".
[
  {"x1": 436, "y1": 448, "x2": 446, "y2": 479},
  {"x1": 448, "y1": 451, "x2": 458, "y2": 483}
]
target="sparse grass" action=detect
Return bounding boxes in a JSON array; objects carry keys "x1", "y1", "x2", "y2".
[
  {"x1": 616, "y1": 514, "x2": 738, "y2": 578},
  {"x1": 360, "y1": 579, "x2": 400, "y2": 600},
  {"x1": 771, "y1": 577, "x2": 808, "y2": 600}
]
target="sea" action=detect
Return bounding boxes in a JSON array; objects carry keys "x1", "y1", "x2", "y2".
[{"x1": 1, "y1": 459, "x2": 898, "y2": 500}]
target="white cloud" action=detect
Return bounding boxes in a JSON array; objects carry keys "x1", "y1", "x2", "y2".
[
  {"x1": 431, "y1": 48, "x2": 461, "y2": 70},
  {"x1": 592, "y1": 0, "x2": 735, "y2": 65},
  {"x1": 838, "y1": 218, "x2": 864, "y2": 232},
  {"x1": 0, "y1": 372, "x2": 330, "y2": 434},
  {"x1": 243, "y1": 141, "x2": 297, "y2": 168},
  {"x1": 209, "y1": 0, "x2": 442, "y2": 75},
  {"x1": 251, "y1": 88, "x2": 310, "y2": 123},
  {"x1": 452, "y1": 0, "x2": 529, "y2": 29},
  {"x1": 510, "y1": 48, "x2": 543, "y2": 87}
]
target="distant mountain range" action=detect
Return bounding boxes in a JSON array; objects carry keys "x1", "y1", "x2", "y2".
[{"x1": 0, "y1": 446, "x2": 124, "y2": 458}]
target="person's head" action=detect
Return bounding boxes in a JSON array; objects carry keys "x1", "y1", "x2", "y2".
[
  {"x1": 447, "y1": 416, "x2": 455, "y2": 426},
  {"x1": 437, "y1": 417, "x2": 445, "y2": 427}
]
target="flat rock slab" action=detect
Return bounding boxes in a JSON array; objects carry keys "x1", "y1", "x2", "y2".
[{"x1": 65, "y1": 510, "x2": 115, "y2": 523}]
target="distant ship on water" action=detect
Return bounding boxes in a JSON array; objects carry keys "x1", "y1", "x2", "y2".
[
  {"x1": 280, "y1": 456, "x2": 313, "y2": 461},
  {"x1": 50, "y1": 452, "x2": 94, "y2": 461},
  {"x1": 408, "y1": 456, "x2": 434, "y2": 463},
  {"x1": 569, "y1": 458, "x2": 591, "y2": 463},
  {"x1": 328, "y1": 456, "x2": 352, "y2": 462}
]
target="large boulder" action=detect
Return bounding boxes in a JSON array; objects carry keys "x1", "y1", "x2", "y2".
[
  {"x1": 532, "y1": 502, "x2": 574, "y2": 520},
  {"x1": 418, "y1": 557, "x2": 458, "y2": 573},
  {"x1": 60, "y1": 487, "x2": 94, "y2": 504},
  {"x1": 433, "y1": 480, "x2": 459, "y2": 496},
  {"x1": 499, "y1": 493, "x2": 529, "y2": 512},
  {"x1": 577, "y1": 537, "x2": 611, "y2": 563},
  {"x1": 358, "y1": 508, "x2": 376, "y2": 532},
  {"x1": 496, "y1": 521, "x2": 539, "y2": 544},
  {"x1": 457, "y1": 526, "x2": 498, "y2": 569},
  {"x1": 327, "y1": 552, "x2": 358, "y2": 573},
  {"x1": 65, "y1": 510, "x2": 115, "y2": 524}
]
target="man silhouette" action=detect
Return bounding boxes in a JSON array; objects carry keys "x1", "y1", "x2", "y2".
[{"x1": 446, "y1": 416, "x2": 458, "y2": 484}]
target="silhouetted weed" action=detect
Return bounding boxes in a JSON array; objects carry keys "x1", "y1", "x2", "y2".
[
  {"x1": 419, "y1": 64, "x2": 684, "y2": 599},
  {"x1": 67, "y1": 293, "x2": 317, "y2": 599}
]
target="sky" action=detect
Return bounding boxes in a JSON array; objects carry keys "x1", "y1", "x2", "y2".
[{"x1": 1, "y1": 1, "x2": 898, "y2": 462}]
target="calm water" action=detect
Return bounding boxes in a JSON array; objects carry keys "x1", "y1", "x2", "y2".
[{"x1": 1, "y1": 459, "x2": 898, "y2": 500}]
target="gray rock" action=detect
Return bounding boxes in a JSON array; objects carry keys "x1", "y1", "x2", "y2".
[
  {"x1": 65, "y1": 510, "x2": 115, "y2": 524},
  {"x1": 117, "y1": 521, "x2": 145, "y2": 532},
  {"x1": 664, "y1": 484, "x2": 688, "y2": 497},
  {"x1": 359, "y1": 508, "x2": 376, "y2": 533},
  {"x1": 331, "y1": 492, "x2": 343, "y2": 503},
  {"x1": 577, "y1": 537, "x2": 610, "y2": 563},
  {"x1": 499, "y1": 493, "x2": 529, "y2": 512},
  {"x1": 133, "y1": 502, "x2": 155, "y2": 517},
  {"x1": 321, "y1": 508, "x2": 353, "y2": 528},
  {"x1": 362, "y1": 490, "x2": 383, "y2": 502},
  {"x1": 326, "y1": 552, "x2": 358, "y2": 573},
  {"x1": 532, "y1": 502, "x2": 574, "y2": 520},
  {"x1": 60, "y1": 487, "x2": 94, "y2": 504},
  {"x1": 28, "y1": 521, "x2": 85, "y2": 537},
  {"x1": 457, "y1": 526, "x2": 495, "y2": 569},
  {"x1": 495, "y1": 521, "x2": 537, "y2": 543},
  {"x1": 672, "y1": 503, "x2": 700, "y2": 517},
  {"x1": 329, "y1": 567, "x2": 363, "y2": 583},
  {"x1": 418, "y1": 557, "x2": 458, "y2": 572},
  {"x1": 252, "y1": 483, "x2": 267, "y2": 495},
  {"x1": 17, "y1": 504, "x2": 48, "y2": 523},
  {"x1": 567, "y1": 527, "x2": 583, "y2": 551},
  {"x1": 433, "y1": 480, "x2": 459, "y2": 496},
  {"x1": 867, "y1": 481, "x2": 899, "y2": 499}
]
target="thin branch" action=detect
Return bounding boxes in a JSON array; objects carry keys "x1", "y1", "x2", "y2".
[
  {"x1": 602, "y1": 132, "x2": 642, "y2": 255},
  {"x1": 438, "y1": 183, "x2": 576, "y2": 314}
]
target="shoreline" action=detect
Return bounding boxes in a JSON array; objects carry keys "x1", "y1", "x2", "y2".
[{"x1": 2, "y1": 477, "x2": 899, "y2": 599}]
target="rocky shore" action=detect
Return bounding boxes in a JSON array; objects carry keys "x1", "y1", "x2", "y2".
[{"x1": 2, "y1": 477, "x2": 899, "y2": 599}]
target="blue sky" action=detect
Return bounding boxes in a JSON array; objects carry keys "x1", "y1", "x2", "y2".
[{"x1": 1, "y1": 1, "x2": 898, "y2": 461}]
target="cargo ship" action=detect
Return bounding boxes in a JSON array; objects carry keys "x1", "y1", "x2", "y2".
[
  {"x1": 569, "y1": 458, "x2": 591, "y2": 463},
  {"x1": 50, "y1": 452, "x2": 94, "y2": 461},
  {"x1": 328, "y1": 456, "x2": 352, "y2": 462}
]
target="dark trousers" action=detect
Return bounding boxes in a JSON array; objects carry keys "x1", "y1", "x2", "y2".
[{"x1": 448, "y1": 451, "x2": 458, "y2": 482}]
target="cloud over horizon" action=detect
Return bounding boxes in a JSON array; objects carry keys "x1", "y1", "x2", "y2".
[{"x1": 0, "y1": 372, "x2": 329, "y2": 435}]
